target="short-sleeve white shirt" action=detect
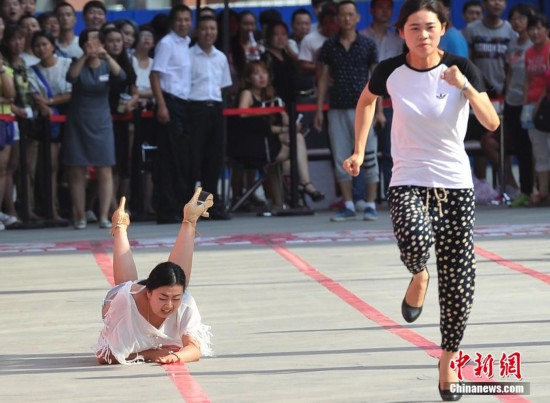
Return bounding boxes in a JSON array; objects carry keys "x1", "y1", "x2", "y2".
[
  {"x1": 188, "y1": 45, "x2": 232, "y2": 102},
  {"x1": 56, "y1": 36, "x2": 84, "y2": 59},
  {"x1": 298, "y1": 29, "x2": 327, "y2": 63},
  {"x1": 27, "y1": 56, "x2": 73, "y2": 96},
  {"x1": 132, "y1": 56, "x2": 153, "y2": 92},
  {"x1": 369, "y1": 53, "x2": 486, "y2": 189},
  {"x1": 360, "y1": 26, "x2": 403, "y2": 62},
  {"x1": 151, "y1": 31, "x2": 192, "y2": 100}
]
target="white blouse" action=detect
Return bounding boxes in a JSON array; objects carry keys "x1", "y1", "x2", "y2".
[
  {"x1": 96, "y1": 281, "x2": 212, "y2": 364},
  {"x1": 132, "y1": 55, "x2": 153, "y2": 93}
]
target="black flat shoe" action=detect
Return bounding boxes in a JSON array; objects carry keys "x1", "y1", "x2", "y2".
[
  {"x1": 438, "y1": 382, "x2": 462, "y2": 401},
  {"x1": 401, "y1": 269, "x2": 429, "y2": 323},
  {"x1": 438, "y1": 362, "x2": 462, "y2": 401}
]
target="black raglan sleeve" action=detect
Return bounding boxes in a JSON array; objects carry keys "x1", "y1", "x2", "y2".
[
  {"x1": 368, "y1": 53, "x2": 405, "y2": 97},
  {"x1": 446, "y1": 53, "x2": 487, "y2": 93}
]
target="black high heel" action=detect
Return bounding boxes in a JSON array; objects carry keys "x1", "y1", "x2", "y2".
[
  {"x1": 299, "y1": 182, "x2": 325, "y2": 202},
  {"x1": 438, "y1": 362, "x2": 462, "y2": 401},
  {"x1": 401, "y1": 269, "x2": 429, "y2": 323}
]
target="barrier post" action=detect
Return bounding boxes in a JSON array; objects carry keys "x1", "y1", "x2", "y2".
[
  {"x1": 42, "y1": 118, "x2": 53, "y2": 220},
  {"x1": 220, "y1": 2, "x2": 230, "y2": 211},
  {"x1": 17, "y1": 120, "x2": 30, "y2": 224},
  {"x1": 498, "y1": 110, "x2": 508, "y2": 202},
  {"x1": 287, "y1": 101, "x2": 299, "y2": 208}
]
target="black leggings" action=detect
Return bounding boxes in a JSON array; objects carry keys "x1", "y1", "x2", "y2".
[{"x1": 388, "y1": 186, "x2": 476, "y2": 352}]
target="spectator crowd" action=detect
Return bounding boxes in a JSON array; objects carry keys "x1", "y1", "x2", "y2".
[{"x1": 0, "y1": 0, "x2": 548, "y2": 231}]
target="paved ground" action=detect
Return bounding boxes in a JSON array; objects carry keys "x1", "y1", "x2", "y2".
[{"x1": 0, "y1": 204, "x2": 549, "y2": 402}]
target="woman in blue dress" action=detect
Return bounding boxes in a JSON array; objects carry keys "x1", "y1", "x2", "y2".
[{"x1": 63, "y1": 29, "x2": 126, "y2": 229}]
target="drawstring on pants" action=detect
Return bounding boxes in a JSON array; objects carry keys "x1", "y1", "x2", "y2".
[{"x1": 424, "y1": 188, "x2": 448, "y2": 217}]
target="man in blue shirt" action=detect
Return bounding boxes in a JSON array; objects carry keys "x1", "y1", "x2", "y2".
[{"x1": 438, "y1": 0, "x2": 468, "y2": 57}]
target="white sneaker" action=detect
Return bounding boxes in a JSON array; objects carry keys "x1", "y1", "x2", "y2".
[
  {"x1": 74, "y1": 219, "x2": 87, "y2": 230},
  {"x1": 99, "y1": 219, "x2": 112, "y2": 229},
  {"x1": 354, "y1": 199, "x2": 368, "y2": 212},
  {"x1": 86, "y1": 210, "x2": 98, "y2": 223},
  {"x1": 0, "y1": 222, "x2": 5, "y2": 230},
  {"x1": 0, "y1": 212, "x2": 17, "y2": 226}
]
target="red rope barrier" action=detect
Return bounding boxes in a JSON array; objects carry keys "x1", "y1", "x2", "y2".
[
  {"x1": 222, "y1": 106, "x2": 285, "y2": 116},
  {"x1": 0, "y1": 98, "x2": 505, "y2": 123}
]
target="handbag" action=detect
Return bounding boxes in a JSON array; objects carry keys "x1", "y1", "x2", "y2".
[
  {"x1": 533, "y1": 97, "x2": 550, "y2": 132},
  {"x1": 31, "y1": 65, "x2": 61, "y2": 140}
]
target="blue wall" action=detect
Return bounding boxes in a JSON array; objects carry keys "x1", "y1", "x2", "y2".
[{"x1": 74, "y1": 0, "x2": 544, "y2": 35}]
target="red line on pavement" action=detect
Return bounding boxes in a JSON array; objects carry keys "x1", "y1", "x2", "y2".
[
  {"x1": 90, "y1": 244, "x2": 210, "y2": 403},
  {"x1": 91, "y1": 243, "x2": 115, "y2": 287},
  {"x1": 165, "y1": 364, "x2": 211, "y2": 403},
  {"x1": 272, "y1": 244, "x2": 530, "y2": 403},
  {"x1": 475, "y1": 246, "x2": 550, "y2": 285}
]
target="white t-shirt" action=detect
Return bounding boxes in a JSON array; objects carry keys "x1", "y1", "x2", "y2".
[
  {"x1": 298, "y1": 29, "x2": 327, "y2": 63},
  {"x1": 188, "y1": 45, "x2": 232, "y2": 102},
  {"x1": 27, "y1": 56, "x2": 73, "y2": 97},
  {"x1": 369, "y1": 52, "x2": 486, "y2": 189},
  {"x1": 56, "y1": 36, "x2": 84, "y2": 59},
  {"x1": 360, "y1": 26, "x2": 403, "y2": 62},
  {"x1": 96, "y1": 281, "x2": 212, "y2": 365},
  {"x1": 132, "y1": 55, "x2": 153, "y2": 93},
  {"x1": 151, "y1": 31, "x2": 191, "y2": 100},
  {"x1": 21, "y1": 52, "x2": 39, "y2": 67}
]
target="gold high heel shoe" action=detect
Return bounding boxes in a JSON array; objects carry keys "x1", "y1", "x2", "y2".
[
  {"x1": 183, "y1": 187, "x2": 214, "y2": 226},
  {"x1": 110, "y1": 196, "x2": 130, "y2": 236}
]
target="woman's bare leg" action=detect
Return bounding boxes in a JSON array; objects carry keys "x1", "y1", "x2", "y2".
[
  {"x1": 69, "y1": 166, "x2": 87, "y2": 222},
  {"x1": 168, "y1": 187, "x2": 212, "y2": 287},
  {"x1": 111, "y1": 197, "x2": 138, "y2": 285},
  {"x1": 296, "y1": 134, "x2": 312, "y2": 185},
  {"x1": 50, "y1": 143, "x2": 62, "y2": 219},
  {"x1": 111, "y1": 172, "x2": 119, "y2": 212},
  {"x1": 4, "y1": 142, "x2": 18, "y2": 217},
  {"x1": 96, "y1": 166, "x2": 113, "y2": 222},
  {"x1": 0, "y1": 146, "x2": 10, "y2": 212}
]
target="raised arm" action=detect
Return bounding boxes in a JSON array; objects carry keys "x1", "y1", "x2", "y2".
[
  {"x1": 110, "y1": 197, "x2": 138, "y2": 285},
  {"x1": 342, "y1": 82, "x2": 379, "y2": 177},
  {"x1": 442, "y1": 65, "x2": 500, "y2": 132},
  {"x1": 67, "y1": 54, "x2": 88, "y2": 82},
  {"x1": 0, "y1": 58, "x2": 15, "y2": 101},
  {"x1": 150, "y1": 70, "x2": 169, "y2": 124},
  {"x1": 168, "y1": 187, "x2": 213, "y2": 287},
  {"x1": 314, "y1": 63, "x2": 329, "y2": 132}
]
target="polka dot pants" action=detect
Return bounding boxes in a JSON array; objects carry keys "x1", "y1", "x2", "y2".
[{"x1": 388, "y1": 186, "x2": 476, "y2": 352}]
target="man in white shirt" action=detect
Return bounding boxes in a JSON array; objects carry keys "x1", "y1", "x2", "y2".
[
  {"x1": 188, "y1": 15, "x2": 232, "y2": 220},
  {"x1": 298, "y1": 3, "x2": 338, "y2": 140},
  {"x1": 150, "y1": 4, "x2": 194, "y2": 224},
  {"x1": 55, "y1": 2, "x2": 83, "y2": 59},
  {"x1": 298, "y1": 3, "x2": 338, "y2": 75}
]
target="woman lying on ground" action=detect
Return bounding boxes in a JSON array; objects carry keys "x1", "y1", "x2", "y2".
[{"x1": 96, "y1": 187, "x2": 214, "y2": 365}]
